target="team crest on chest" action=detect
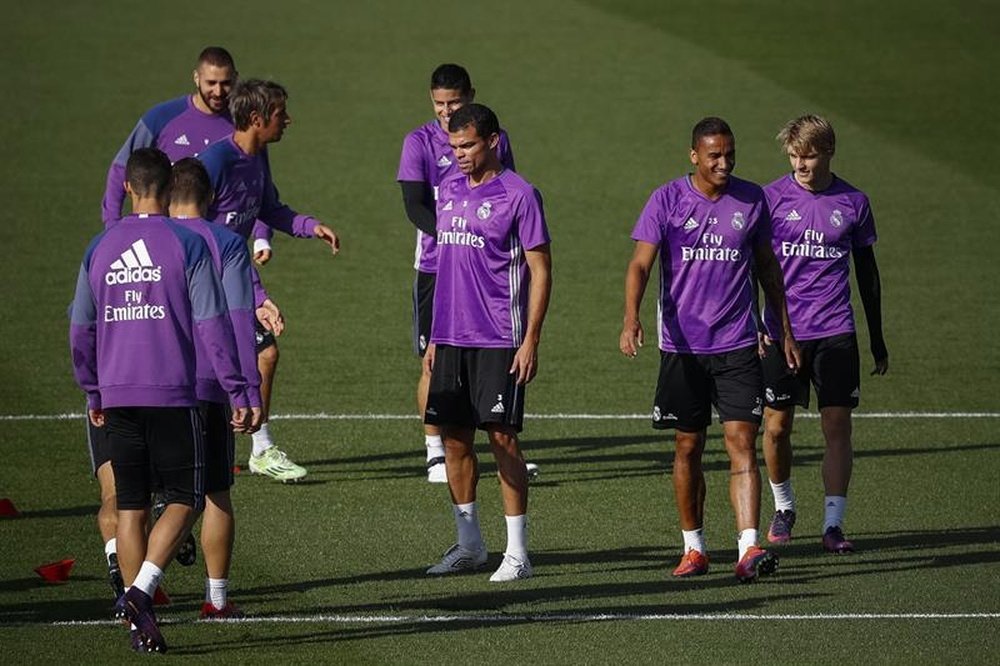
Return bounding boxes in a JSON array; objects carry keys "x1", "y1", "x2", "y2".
[
  {"x1": 731, "y1": 211, "x2": 745, "y2": 231},
  {"x1": 476, "y1": 201, "x2": 493, "y2": 220},
  {"x1": 830, "y1": 209, "x2": 844, "y2": 227}
]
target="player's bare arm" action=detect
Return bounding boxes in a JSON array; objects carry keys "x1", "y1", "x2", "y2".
[
  {"x1": 753, "y1": 240, "x2": 801, "y2": 371},
  {"x1": 620, "y1": 241, "x2": 657, "y2": 358},
  {"x1": 510, "y1": 245, "x2": 552, "y2": 385}
]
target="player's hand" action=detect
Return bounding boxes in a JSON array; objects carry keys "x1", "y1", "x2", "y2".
[
  {"x1": 253, "y1": 248, "x2": 272, "y2": 266},
  {"x1": 88, "y1": 408, "x2": 105, "y2": 428},
  {"x1": 871, "y1": 355, "x2": 889, "y2": 376},
  {"x1": 230, "y1": 406, "x2": 249, "y2": 432},
  {"x1": 620, "y1": 318, "x2": 644, "y2": 357},
  {"x1": 757, "y1": 332, "x2": 773, "y2": 358},
  {"x1": 246, "y1": 406, "x2": 263, "y2": 433},
  {"x1": 423, "y1": 343, "x2": 436, "y2": 376},
  {"x1": 510, "y1": 339, "x2": 539, "y2": 385},
  {"x1": 313, "y1": 224, "x2": 340, "y2": 256},
  {"x1": 783, "y1": 334, "x2": 802, "y2": 373},
  {"x1": 256, "y1": 298, "x2": 284, "y2": 336}
]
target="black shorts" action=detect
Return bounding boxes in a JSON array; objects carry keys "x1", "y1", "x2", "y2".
[
  {"x1": 255, "y1": 317, "x2": 277, "y2": 354},
  {"x1": 425, "y1": 345, "x2": 525, "y2": 432},
  {"x1": 412, "y1": 271, "x2": 435, "y2": 357},
  {"x1": 105, "y1": 406, "x2": 205, "y2": 511},
  {"x1": 652, "y1": 345, "x2": 763, "y2": 431},
  {"x1": 200, "y1": 402, "x2": 235, "y2": 494},
  {"x1": 87, "y1": 418, "x2": 113, "y2": 476},
  {"x1": 762, "y1": 332, "x2": 860, "y2": 410}
]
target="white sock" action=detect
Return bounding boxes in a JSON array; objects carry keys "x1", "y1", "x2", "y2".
[
  {"x1": 206, "y1": 577, "x2": 228, "y2": 610},
  {"x1": 132, "y1": 561, "x2": 164, "y2": 598},
  {"x1": 737, "y1": 529, "x2": 758, "y2": 559},
  {"x1": 251, "y1": 423, "x2": 273, "y2": 457},
  {"x1": 504, "y1": 514, "x2": 528, "y2": 561},
  {"x1": 769, "y1": 479, "x2": 796, "y2": 512},
  {"x1": 104, "y1": 538, "x2": 117, "y2": 565},
  {"x1": 681, "y1": 528, "x2": 706, "y2": 554},
  {"x1": 453, "y1": 502, "x2": 483, "y2": 550},
  {"x1": 425, "y1": 434, "x2": 445, "y2": 462},
  {"x1": 824, "y1": 496, "x2": 847, "y2": 531}
]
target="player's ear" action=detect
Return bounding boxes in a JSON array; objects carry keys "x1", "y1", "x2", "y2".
[
  {"x1": 488, "y1": 132, "x2": 500, "y2": 151},
  {"x1": 124, "y1": 182, "x2": 133, "y2": 195},
  {"x1": 192, "y1": 69, "x2": 200, "y2": 87},
  {"x1": 689, "y1": 148, "x2": 698, "y2": 165}
]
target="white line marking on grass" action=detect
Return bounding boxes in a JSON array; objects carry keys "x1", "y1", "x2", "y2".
[
  {"x1": 49, "y1": 611, "x2": 1000, "y2": 627},
  {"x1": 4, "y1": 411, "x2": 1000, "y2": 422}
]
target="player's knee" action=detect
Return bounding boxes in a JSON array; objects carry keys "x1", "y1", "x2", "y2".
[
  {"x1": 487, "y1": 428, "x2": 520, "y2": 456},
  {"x1": 763, "y1": 419, "x2": 791, "y2": 445},
  {"x1": 258, "y1": 343, "x2": 279, "y2": 367},
  {"x1": 674, "y1": 431, "x2": 704, "y2": 459}
]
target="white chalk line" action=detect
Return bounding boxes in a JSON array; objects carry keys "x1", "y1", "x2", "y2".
[
  {"x1": 47, "y1": 611, "x2": 1000, "y2": 627},
  {"x1": 3, "y1": 411, "x2": 1000, "y2": 422}
]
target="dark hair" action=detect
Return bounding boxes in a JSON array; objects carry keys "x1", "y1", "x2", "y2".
[
  {"x1": 431, "y1": 63, "x2": 472, "y2": 93},
  {"x1": 448, "y1": 103, "x2": 499, "y2": 138},
  {"x1": 170, "y1": 158, "x2": 212, "y2": 207},
  {"x1": 691, "y1": 117, "x2": 733, "y2": 149},
  {"x1": 197, "y1": 46, "x2": 235, "y2": 70},
  {"x1": 229, "y1": 79, "x2": 288, "y2": 130},
  {"x1": 125, "y1": 148, "x2": 172, "y2": 198}
]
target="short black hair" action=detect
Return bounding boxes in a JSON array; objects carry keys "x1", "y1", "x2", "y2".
[
  {"x1": 170, "y1": 158, "x2": 212, "y2": 207},
  {"x1": 125, "y1": 148, "x2": 172, "y2": 198},
  {"x1": 431, "y1": 63, "x2": 472, "y2": 93},
  {"x1": 448, "y1": 103, "x2": 499, "y2": 139},
  {"x1": 197, "y1": 46, "x2": 235, "y2": 70},
  {"x1": 691, "y1": 117, "x2": 733, "y2": 149}
]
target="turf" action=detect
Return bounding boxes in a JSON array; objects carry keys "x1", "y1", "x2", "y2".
[{"x1": 1, "y1": 0, "x2": 998, "y2": 662}]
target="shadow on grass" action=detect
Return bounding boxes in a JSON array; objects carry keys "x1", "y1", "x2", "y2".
[{"x1": 172, "y1": 590, "x2": 824, "y2": 656}]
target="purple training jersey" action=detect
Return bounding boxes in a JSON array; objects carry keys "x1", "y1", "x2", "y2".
[
  {"x1": 397, "y1": 121, "x2": 515, "y2": 273},
  {"x1": 102, "y1": 96, "x2": 232, "y2": 226},
  {"x1": 431, "y1": 169, "x2": 549, "y2": 348},
  {"x1": 102, "y1": 95, "x2": 271, "y2": 244},
  {"x1": 762, "y1": 174, "x2": 877, "y2": 341},
  {"x1": 199, "y1": 137, "x2": 319, "y2": 241},
  {"x1": 70, "y1": 215, "x2": 254, "y2": 410},
  {"x1": 631, "y1": 175, "x2": 770, "y2": 354},
  {"x1": 172, "y1": 217, "x2": 262, "y2": 406}
]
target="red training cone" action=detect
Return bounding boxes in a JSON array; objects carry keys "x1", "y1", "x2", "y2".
[
  {"x1": 34, "y1": 558, "x2": 75, "y2": 583},
  {"x1": 0, "y1": 498, "x2": 20, "y2": 518},
  {"x1": 153, "y1": 585, "x2": 172, "y2": 606},
  {"x1": 232, "y1": 465, "x2": 241, "y2": 475}
]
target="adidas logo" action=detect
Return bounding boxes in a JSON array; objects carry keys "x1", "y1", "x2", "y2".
[
  {"x1": 491, "y1": 393, "x2": 505, "y2": 414},
  {"x1": 437, "y1": 155, "x2": 452, "y2": 167},
  {"x1": 850, "y1": 387, "x2": 860, "y2": 398},
  {"x1": 174, "y1": 134, "x2": 190, "y2": 146},
  {"x1": 785, "y1": 209, "x2": 802, "y2": 221},
  {"x1": 105, "y1": 239, "x2": 162, "y2": 285},
  {"x1": 236, "y1": 181, "x2": 247, "y2": 192},
  {"x1": 683, "y1": 217, "x2": 699, "y2": 231},
  {"x1": 443, "y1": 200, "x2": 454, "y2": 211}
]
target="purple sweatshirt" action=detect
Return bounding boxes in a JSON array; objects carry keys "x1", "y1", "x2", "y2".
[
  {"x1": 172, "y1": 217, "x2": 262, "y2": 406},
  {"x1": 101, "y1": 94, "x2": 270, "y2": 242},
  {"x1": 199, "y1": 137, "x2": 319, "y2": 240},
  {"x1": 70, "y1": 214, "x2": 253, "y2": 410}
]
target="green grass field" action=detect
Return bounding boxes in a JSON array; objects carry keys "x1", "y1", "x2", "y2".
[{"x1": 1, "y1": 0, "x2": 998, "y2": 662}]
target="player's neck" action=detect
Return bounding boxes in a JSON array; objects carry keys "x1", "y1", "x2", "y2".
[
  {"x1": 467, "y1": 159, "x2": 504, "y2": 188},
  {"x1": 690, "y1": 173, "x2": 726, "y2": 201},
  {"x1": 233, "y1": 129, "x2": 263, "y2": 156},
  {"x1": 169, "y1": 202, "x2": 204, "y2": 219},
  {"x1": 794, "y1": 172, "x2": 834, "y2": 192},
  {"x1": 130, "y1": 196, "x2": 166, "y2": 216}
]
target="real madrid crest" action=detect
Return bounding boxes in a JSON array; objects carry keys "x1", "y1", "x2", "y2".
[
  {"x1": 731, "y1": 211, "x2": 745, "y2": 230},
  {"x1": 830, "y1": 209, "x2": 844, "y2": 227},
  {"x1": 476, "y1": 201, "x2": 492, "y2": 220}
]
